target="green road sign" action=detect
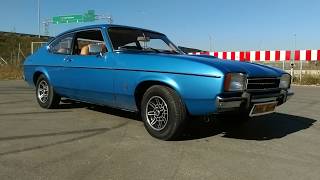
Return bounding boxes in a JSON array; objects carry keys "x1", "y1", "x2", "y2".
[
  {"x1": 52, "y1": 10, "x2": 96, "y2": 24},
  {"x1": 83, "y1": 10, "x2": 95, "y2": 22}
]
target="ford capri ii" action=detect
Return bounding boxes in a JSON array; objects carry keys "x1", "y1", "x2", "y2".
[{"x1": 24, "y1": 24, "x2": 293, "y2": 140}]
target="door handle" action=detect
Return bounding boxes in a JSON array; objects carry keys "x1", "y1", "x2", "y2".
[{"x1": 64, "y1": 56, "x2": 73, "y2": 62}]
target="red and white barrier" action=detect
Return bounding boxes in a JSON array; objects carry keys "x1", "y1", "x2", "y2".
[{"x1": 190, "y1": 50, "x2": 320, "y2": 61}]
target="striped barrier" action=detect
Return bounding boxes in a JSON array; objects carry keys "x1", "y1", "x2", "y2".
[{"x1": 190, "y1": 50, "x2": 320, "y2": 61}]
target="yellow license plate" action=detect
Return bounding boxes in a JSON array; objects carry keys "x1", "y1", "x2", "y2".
[{"x1": 249, "y1": 101, "x2": 277, "y2": 117}]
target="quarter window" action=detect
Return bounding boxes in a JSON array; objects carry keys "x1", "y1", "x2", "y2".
[{"x1": 50, "y1": 33, "x2": 74, "y2": 55}]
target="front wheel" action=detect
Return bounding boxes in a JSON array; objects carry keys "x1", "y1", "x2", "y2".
[
  {"x1": 36, "y1": 74, "x2": 61, "y2": 109},
  {"x1": 141, "y1": 85, "x2": 187, "y2": 140}
]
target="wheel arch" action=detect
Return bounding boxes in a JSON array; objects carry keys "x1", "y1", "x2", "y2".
[
  {"x1": 32, "y1": 68, "x2": 51, "y2": 85},
  {"x1": 134, "y1": 79, "x2": 186, "y2": 112}
]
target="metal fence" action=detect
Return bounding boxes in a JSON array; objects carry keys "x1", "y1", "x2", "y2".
[
  {"x1": 31, "y1": 42, "x2": 47, "y2": 54},
  {"x1": 0, "y1": 41, "x2": 47, "y2": 67},
  {"x1": 258, "y1": 61, "x2": 320, "y2": 83}
]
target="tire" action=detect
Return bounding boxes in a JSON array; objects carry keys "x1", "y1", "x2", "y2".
[
  {"x1": 36, "y1": 74, "x2": 61, "y2": 109},
  {"x1": 141, "y1": 85, "x2": 187, "y2": 140}
]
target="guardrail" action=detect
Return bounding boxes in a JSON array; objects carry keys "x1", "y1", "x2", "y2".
[
  {"x1": 189, "y1": 50, "x2": 320, "y2": 61},
  {"x1": 190, "y1": 50, "x2": 320, "y2": 83}
]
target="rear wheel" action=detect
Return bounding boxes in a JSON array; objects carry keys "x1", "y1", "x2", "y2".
[
  {"x1": 141, "y1": 85, "x2": 187, "y2": 140},
  {"x1": 36, "y1": 74, "x2": 60, "y2": 109}
]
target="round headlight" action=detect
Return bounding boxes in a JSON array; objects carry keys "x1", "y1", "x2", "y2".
[
  {"x1": 224, "y1": 73, "x2": 247, "y2": 91},
  {"x1": 279, "y1": 74, "x2": 291, "y2": 89}
]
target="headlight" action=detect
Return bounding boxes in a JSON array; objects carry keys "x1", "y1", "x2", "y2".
[
  {"x1": 279, "y1": 74, "x2": 291, "y2": 89},
  {"x1": 224, "y1": 73, "x2": 247, "y2": 91}
]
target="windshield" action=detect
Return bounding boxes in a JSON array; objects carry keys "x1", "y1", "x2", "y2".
[{"x1": 108, "y1": 27, "x2": 183, "y2": 54}]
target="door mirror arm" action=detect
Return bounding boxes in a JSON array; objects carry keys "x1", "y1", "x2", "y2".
[{"x1": 96, "y1": 52, "x2": 105, "y2": 58}]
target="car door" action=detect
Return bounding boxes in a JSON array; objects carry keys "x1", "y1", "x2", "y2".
[
  {"x1": 47, "y1": 32, "x2": 75, "y2": 97},
  {"x1": 61, "y1": 29, "x2": 115, "y2": 106}
]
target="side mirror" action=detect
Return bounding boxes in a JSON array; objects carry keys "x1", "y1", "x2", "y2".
[
  {"x1": 88, "y1": 44, "x2": 102, "y2": 55},
  {"x1": 46, "y1": 45, "x2": 51, "y2": 52}
]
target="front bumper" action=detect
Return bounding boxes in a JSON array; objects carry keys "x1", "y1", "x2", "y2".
[{"x1": 216, "y1": 88, "x2": 294, "y2": 116}]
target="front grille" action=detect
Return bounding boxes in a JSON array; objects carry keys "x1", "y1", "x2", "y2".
[{"x1": 247, "y1": 78, "x2": 280, "y2": 90}]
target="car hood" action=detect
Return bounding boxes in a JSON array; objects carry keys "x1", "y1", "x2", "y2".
[
  {"x1": 114, "y1": 52, "x2": 285, "y2": 78},
  {"x1": 180, "y1": 54, "x2": 284, "y2": 77}
]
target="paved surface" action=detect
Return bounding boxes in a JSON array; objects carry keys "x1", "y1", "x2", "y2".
[{"x1": 0, "y1": 80, "x2": 319, "y2": 180}]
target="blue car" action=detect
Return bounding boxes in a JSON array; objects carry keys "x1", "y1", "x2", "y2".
[{"x1": 24, "y1": 24, "x2": 293, "y2": 140}]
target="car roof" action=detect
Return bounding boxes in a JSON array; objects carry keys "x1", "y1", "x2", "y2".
[{"x1": 56, "y1": 24, "x2": 164, "y2": 37}]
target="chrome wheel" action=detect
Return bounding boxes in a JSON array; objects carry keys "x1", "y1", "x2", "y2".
[
  {"x1": 37, "y1": 80, "x2": 49, "y2": 103},
  {"x1": 146, "y1": 96, "x2": 169, "y2": 131}
]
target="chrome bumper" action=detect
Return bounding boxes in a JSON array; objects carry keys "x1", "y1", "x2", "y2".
[{"x1": 216, "y1": 89, "x2": 294, "y2": 113}]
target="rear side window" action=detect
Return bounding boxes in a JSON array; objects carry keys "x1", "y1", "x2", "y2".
[
  {"x1": 74, "y1": 30, "x2": 106, "y2": 56},
  {"x1": 50, "y1": 33, "x2": 74, "y2": 55}
]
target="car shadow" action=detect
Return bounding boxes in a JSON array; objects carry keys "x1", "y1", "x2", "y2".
[
  {"x1": 59, "y1": 99, "x2": 140, "y2": 120},
  {"x1": 58, "y1": 99, "x2": 88, "y2": 109},
  {"x1": 49, "y1": 100, "x2": 318, "y2": 141},
  {"x1": 82, "y1": 101, "x2": 316, "y2": 141},
  {"x1": 86, "y1": 105, "x2": 140, "y2": 121},
  {"x1": 180, "y1": 113, "x2": 316, "y2": 141}
]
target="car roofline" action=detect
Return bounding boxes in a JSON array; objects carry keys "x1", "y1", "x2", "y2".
[{"x1": 54, "y1": 24, "x2": 165, "y2": 38}]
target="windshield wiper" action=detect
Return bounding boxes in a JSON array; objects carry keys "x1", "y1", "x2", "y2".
[
  {"x1": 144, "y1": 47, "x2": 161, "y2": 53},
  {"x1": 160, "y1": 50, "x2": 180, "y2": 54}
]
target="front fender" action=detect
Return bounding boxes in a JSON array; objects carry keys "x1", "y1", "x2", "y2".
[
  {"x1": 33, "y1": 66, "x2": 52, "y2": 83},
  {"x1": 23, "y1": 65, "x2": 52, "y2": 87},
  {"x1": 138, "y1": 73, "x2": 224, "y2": 115},
  {"x1": 114, "y1": 70, "x2": 223, "y2": 115}
]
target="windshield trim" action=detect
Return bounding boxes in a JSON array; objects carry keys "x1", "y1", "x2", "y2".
[
  {"x1": 106, "y1": 27, "x2": 184, "y2": 55},
  {"x1": 113, "y1": 49, "x2": 182, "y2": 55}
]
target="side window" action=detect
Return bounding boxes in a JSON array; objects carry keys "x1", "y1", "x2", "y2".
[
  {"x1": 74, "y1": 30, "x2": 106, "y2": 56},
  {"x1": 50, "y1": 33, "x2": 74, "y2": 55}
]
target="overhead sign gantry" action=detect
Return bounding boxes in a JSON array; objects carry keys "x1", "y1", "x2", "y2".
[{"x1": 43, "y1": 10, "x2": 113, "y2": 35}]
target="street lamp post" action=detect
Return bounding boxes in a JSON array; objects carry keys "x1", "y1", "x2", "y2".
[
  {"x1": 208, "y1": 35, "x2": 214, "y2": 52},
  {"x1": 209, "y1": 35, "x2": 212, "y2": 52},
  {"x1": 293, "y1": 34, "x2": 303, "y2": 83},
  {"x1": 38, "y1": 0, "x2": 40, "y2": 38},
  {"x1": 293, "y1": 34, "x2": 297, "y2": 50}
]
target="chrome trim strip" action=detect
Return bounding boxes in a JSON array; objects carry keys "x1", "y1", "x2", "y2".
[
  {"x1": 24, "y1": 64, "x2": 221, "y2": 78},
  {"x1": 251, "y1": 97, "x2": 277, "y2": 103},
  {"x1": 249, "y1": 110, "x2": 275, "y2": 117},
  {"x1": 247, "y1": 77, "x2": 280, "y2": 80},
  {"x1": 216, "y1": 96, "x2": 243, "y2": 109}
]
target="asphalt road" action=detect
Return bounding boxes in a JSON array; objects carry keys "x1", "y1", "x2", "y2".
[{"x1": 0, "y1": 80, "x2": 319, "y2": 180}]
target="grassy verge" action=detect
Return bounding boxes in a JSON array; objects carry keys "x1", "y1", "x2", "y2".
[
  {"x1": 0, "y1": 65, "x2": 23, "y2": 80},
  {"x1": 292, "y1": 74, "x2": 320, "y2": 85}
]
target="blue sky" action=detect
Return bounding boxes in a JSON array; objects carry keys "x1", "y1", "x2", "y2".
[{"x1": 1, "y1": 0, "x2": 319, "y2": 51}]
